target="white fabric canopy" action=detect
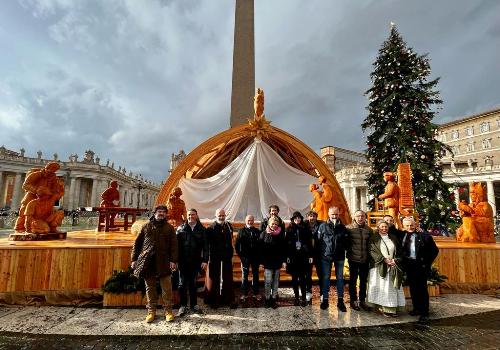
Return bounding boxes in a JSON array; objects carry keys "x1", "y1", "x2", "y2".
[{"x1": 178, "y1": 138, "x2": 317, "y2": 222}]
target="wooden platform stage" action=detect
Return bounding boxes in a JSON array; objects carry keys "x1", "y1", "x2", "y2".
[{"x1": 0, "y1": 231, "x2": 499, "y2": 304}]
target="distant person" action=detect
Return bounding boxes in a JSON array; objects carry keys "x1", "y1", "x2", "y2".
[
  {"x1": 401, "y1": 216, "x2": 439, "y2": 323},
  {"x1": 204, "y1": 208, "x2": 236, "y2": 309},
  {"x1": 131, "y1": 205, "x2": 177, "y2": 323},
  {"x1": 346, "y1": 210, "x2": 373, "y2": 311},
  {"x1": 235, "y1": 214, "x2": 262, "y2": 301},
  {"x1": 285, "y1": 211, "x2": 313, "y2": 306},
  {"x1": 176, "y1": 208, "x2": 208, "y2": 316},
  {"x1": 260, "y1": 216, "x2": 286, "y2": 308},
  {"x1": 317, "y1": 206, "x2": 348, "y2": 311}
]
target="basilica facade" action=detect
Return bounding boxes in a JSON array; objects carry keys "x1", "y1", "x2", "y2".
[{"x1": 0, "y1": 147, "x2": 160, "y2": 213}]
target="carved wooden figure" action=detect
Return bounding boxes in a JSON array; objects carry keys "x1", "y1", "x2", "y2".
[
  {"x1": 14, "y1": 162, "x2": 62, "y2": 233},
  {"x1": 456, "y1": 182, "x2": 495, "y2": 243},
  {"x1": 166, "y1": 187, "x2": 187, "y2": 227}
]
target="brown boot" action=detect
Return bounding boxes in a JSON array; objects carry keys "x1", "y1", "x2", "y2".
[{"x1": 145, "y1": 309, "x2": 156, "y2": 323}]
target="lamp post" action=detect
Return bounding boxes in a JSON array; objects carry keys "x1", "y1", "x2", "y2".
[{"x1": 135, "y1": 181, "x2": 145, "y2": 209}]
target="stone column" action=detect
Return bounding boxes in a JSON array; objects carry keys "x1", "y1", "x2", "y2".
[
  {"x1": 487, "y1": 181, "x2": 496, "y2": 215},
  {"x1": 74, "y1": 178, "x2": 82, "y2": 208},
  {"x1": 0, "y1": 171, "x2": 4, "y2": 207},
  {"x1": 350, "y1": 185, "x2": 357, "y2": 214},
  {"x1": 67, "y1": 177, "x2": 77, "y2": 210},
  {"x1": 11, "y1": 173, "x2": 24, "y2": 210},
  {"x1": 230, "y1": 0, "x2": 255, "y2": 127},
  {"x1": 90, "y1": 178, "x2": 99, "y2": 207}
]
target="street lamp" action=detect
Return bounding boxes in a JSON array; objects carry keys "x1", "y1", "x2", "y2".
[{"x1": 135, "y1": 181, "x2": 145, "y2": 209}]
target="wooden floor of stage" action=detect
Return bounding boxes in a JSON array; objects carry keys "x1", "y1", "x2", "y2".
[{"x1": 0, "y1": 230, "x2": 499, "y2": 297}]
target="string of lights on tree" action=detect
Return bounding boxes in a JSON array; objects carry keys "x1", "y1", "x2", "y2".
[{"x1": 362, "y1": 24, "x2": 461, "y2": 231}]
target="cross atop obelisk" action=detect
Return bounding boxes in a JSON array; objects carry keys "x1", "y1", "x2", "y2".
[{"x1": 230, "y1": 0, "x2": 255, "y2": 128}]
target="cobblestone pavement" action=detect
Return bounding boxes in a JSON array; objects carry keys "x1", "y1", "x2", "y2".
[{"x1": 0, "y1": 309, "x2": 499, "y2": 349}]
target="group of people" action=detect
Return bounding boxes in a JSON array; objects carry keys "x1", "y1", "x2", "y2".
[{"x1": 131, "y1": 204, "x2": 439, "y2": 324}]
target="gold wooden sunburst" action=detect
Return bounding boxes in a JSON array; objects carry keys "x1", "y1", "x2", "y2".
[{"x1": 156, "y1": 88, "x2": 351, "y2": 223}]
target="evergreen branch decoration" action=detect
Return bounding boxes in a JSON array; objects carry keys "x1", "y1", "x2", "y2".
[{"x1": 102, "y1": 268, "x2": 145, "y2": 294}]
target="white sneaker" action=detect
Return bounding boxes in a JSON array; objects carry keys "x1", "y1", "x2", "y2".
[
  {"x1": 176, "y1": 306, "x2": 187, "y2": 317},
  {"x1": 306, "y1": 292, "x2": 312, "y2": 302}
]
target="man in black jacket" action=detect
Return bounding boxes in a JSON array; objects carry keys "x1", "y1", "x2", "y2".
[
  {"x1": 176, "y1": 208, "x2": 208, "y2": 316},
  {"x1": 235, "y1": 214, "x2": 261, "y2": 301},
  {"x1": 401, "y1": 216, "x2": 439, "y2": 323},
  {"x1": 204, "y1": 208, "x2": 236, "y2": 308},
  {"x1": 317, "y1": 206, "x2": 348, "y2": 311},
  {"x1": 306, "y1": 210, "x2": 323, "y2": 302},
  {"x1": 346, "y1": 210, "x2": 373, "y2": 311}
]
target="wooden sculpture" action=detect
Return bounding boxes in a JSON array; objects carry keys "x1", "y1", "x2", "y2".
[
  {"x1": 310, "y1": 183, "x2": 325, "y2": 219},
  {"x1": 167, "y1": 187, "x2": 187, "y2": 227},
  {"x1": 456, "y1": 182, "x2": 495, "y2": 243},
  {"x1": 309, "y1": 176, "x2": 334, "y2": 221},
  {"x1": 377, "y1": 165, "x2": 412, "y2": 229},
  {"x1": 100, "y1": 180, "x2": 120, "y2": 207},
  {"x1": 12, "y1": 162, "x2": 66, "y2": 240}
]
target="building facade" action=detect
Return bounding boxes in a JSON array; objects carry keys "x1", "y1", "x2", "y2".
[
  {"x1": 0, "y1": 147, "x2": 160, "y2": 212},
  {"x1": 319, "y1": 107, "x2": 500, "y2": 219}
]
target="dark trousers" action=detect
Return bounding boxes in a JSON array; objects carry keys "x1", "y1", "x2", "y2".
[
  {"x1": 314, "y1": 258, "x2": 323, "y2": 296},
  {"x1": 205, "y1": 259, "x2": 234, "y2": 306},
  {"x1": 179, "y1": 266, "x2": 198, "y2": 308},
  {"x1": 291, "y1": 271, "x2": 307, "y2": 300},
  {"x1": 305, "y1": 262, "x2": 313, "y2": 294},
  {"x1": 348, "y1": 260, "x2": 369, "y2": 302},
  {"x1": 406, "y1": 260, "x2": 430, "y2": 316},
  {"x1": 241, "y1": 258, "x2": 260, "y2": 295}
]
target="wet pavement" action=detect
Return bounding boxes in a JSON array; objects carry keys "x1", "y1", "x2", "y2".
[
  {"x1": 1, "y1": 309, "x2": 499, "y2": 349},
  {"x1": 1, "y1": 293, "x2": 499, "y2": 349}
]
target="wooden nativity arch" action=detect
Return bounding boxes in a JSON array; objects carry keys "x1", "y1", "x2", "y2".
[{"x1": 156, "y1": 122, "x2": 352, "y2": 224}]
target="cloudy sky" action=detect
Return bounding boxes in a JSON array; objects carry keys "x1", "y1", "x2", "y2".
[{"x1": 1, "y1": 0, "x2": 499, "y2": 183}]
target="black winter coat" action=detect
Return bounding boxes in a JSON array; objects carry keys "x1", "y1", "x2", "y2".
[
  {"x1": 235, "y1": 225, "x2": 261, "y2": 262},
  {"x1": 306, "y1": 219, "x2": 324, "y2": 259},
  {"x1": 346, "y1": 221, "x2": 373, "y2": 263},
  {"x1": 206, "y1": 221, "x2": 234, "y2": 262},
  {"x1": 176, "y1": 221, "x2": 208, "y2": 270},
  {"x1": 317, "y1": 219, "x2": 348, "y2": 262},
  {"x1": 131, "y1": 218, "x2": 178, "y2": 278},
  {"x1": 402, "y1": 231, "x2": 439, "y2": 273},
  {"x1": 285, "y1": 223, "x2": 312, "y2": 274},
  {"x1": 259, "y1": 229, "x2": 286, "y2": 270},
  {"x1": 388, "y1": 225, "x2": 405, "y2": 245}
]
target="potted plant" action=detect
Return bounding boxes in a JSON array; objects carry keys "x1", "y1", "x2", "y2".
[
  {"x1": 102, "y1": 268, "x2": 145, "y2": 307},
  {"x1": 402, "y1": 264, "x2": 447, "y2": 298}
]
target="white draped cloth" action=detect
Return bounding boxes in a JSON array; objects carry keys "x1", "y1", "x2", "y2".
[{"x1": 178, "y1": 138, "x2": 317, "y2": 222}]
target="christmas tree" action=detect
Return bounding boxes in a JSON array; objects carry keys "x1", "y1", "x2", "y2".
[{"x1": 362, "y1": 24, "x2": 459, "y2": 231}]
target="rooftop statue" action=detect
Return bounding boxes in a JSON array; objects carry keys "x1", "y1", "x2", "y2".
[
  {"x1": 456, "y1": 182, "x2": 495, "y2": 243},
  {"x1": 167, "y1": 187, "x2": 187, "y2": 227}
]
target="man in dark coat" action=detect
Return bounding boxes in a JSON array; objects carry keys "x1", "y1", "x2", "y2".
[
  {"x1": 401, "y1": 216, "x2": 439, "y2": 323},
  {"x1": 204, "y1": 208, "x2": 236, "y2": 308},
  {"x1": 260, "y1": 204, "x2": 286, "y2": 233},
  {"x1": 176, "y1": 208, "x2": 208, "y2": 316},
  {"x1": 235, "y1": 214, "x2": 262, "y2": 301},
  {"x1": 317, "y1": 206, "x2": 348, "y2": 311},
  {"x1": 306, "y1": 210, "x2": 324, "y2": 302},
  {"x1": 131, "y1": 205, "x2": 178, "y2": 323},
  {"x1": 346, "y1": 210, "x2": 373, "y2": 311}
]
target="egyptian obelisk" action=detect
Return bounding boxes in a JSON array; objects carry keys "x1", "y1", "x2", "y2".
[{"x1": 230, "y1": 0, "x2": 255, "y2": 127}]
